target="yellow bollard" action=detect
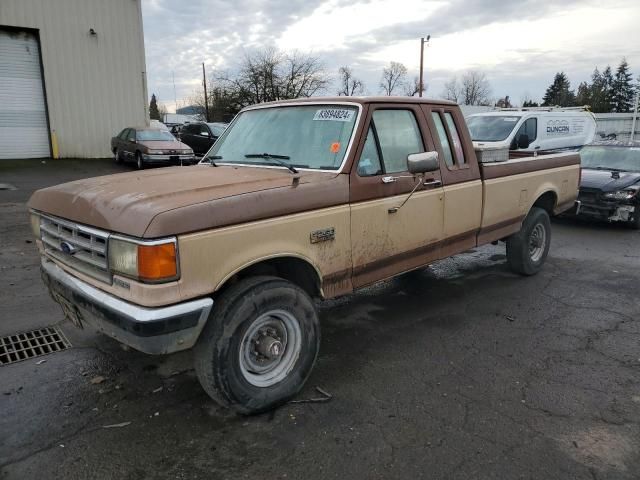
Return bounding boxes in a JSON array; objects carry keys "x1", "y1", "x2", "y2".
[{"x1": 51, "y1": 130, "x2": 59, "y2": 159}]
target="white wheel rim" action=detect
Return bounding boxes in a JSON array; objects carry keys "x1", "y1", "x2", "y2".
[
  {"x1": 238, "y1": 309, "x2": 302, "y2": 387},
  {"x1": 529, "y1": 223, "x2": 546, "y2": 262}
]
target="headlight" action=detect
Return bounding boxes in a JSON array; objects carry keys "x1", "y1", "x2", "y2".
[
  {"x1": 148, "y1": 150, "x2": 164, "y2": 155},
  {"x1": 30, "y1": 211, "x2": 41, "y2": 238},
  {"x1": 602, "y1": 190, "x2": 637, "y2": 201},
  {"x1": 182, "y1": 149, "x2": 193, "y2": 154},
  {"x1": 109, "y1": 237, "x2": 178, "y2": 282}
]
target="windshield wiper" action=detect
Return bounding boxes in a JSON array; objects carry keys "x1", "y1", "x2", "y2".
[
  {"x1": 244, "y1": 153, "x2": 298, "y2": 174},
  {"x1": 593, "y1": 166, "x2": 627, "y2": 172},
  {"x1": 202, "y1": 155, "x2": 223, "y2": 167}
]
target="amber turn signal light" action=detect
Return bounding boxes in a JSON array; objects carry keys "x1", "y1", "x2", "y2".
[{"x1": 137, "y1": 243, "x2": 177, "y2": 281}]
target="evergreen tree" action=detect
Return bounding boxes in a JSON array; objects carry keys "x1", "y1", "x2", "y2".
[
  {"x1": 611, "y1": 58, "x2": 634, "y2": 112},
  {"x1": 522, "y1": 100, "x2": 539, "y2": 107},
  {"x1": 589, "y1": 68, "x2": 610, "y2": 113},
  {"x1": 542, "y1": 72, "x2": 575, "y2": 107},
  {"x1": 575, "y1": 81, "x2": 591, "y2": 107},
  {"x1": 602, "y1": 66, "x2": 615, "y2": 111},
  {"x1": 149, "y1": 93, "x2": 160, "y2": 120}
]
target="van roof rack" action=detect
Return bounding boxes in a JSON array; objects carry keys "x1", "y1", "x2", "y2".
[{"x1": 496, "y1": 106, "x2": 591, "y2": 112}]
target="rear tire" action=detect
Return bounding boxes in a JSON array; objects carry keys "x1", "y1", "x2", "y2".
[
  {"x1": 194, "y1": 276, "x2": 320, "y2": 415},
  {"x1": 506, "y1": 207, "x2": 551, "y2": 276},
  {"x1": 135, "y1": 151, "x2": 144, "y2": 170},
  {"x1": 113, "y1": 148, "x2": 122, "y2": 164}
]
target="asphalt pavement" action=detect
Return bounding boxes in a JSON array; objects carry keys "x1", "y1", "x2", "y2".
[{"x1": 1, "y1": 159, "x2": 639, "y2": 479}]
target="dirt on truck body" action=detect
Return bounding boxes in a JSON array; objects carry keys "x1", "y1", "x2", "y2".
[{"x1": 29, "y1": 97, "x2": 580, "y2": 414}]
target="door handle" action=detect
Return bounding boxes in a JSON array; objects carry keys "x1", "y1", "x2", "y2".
[
  {"x1": 423, "y1": 179, "x2": 442, "y2": 187},
  {"x1": 381, "y1": 176, "x2": 396, "y2": 184}
]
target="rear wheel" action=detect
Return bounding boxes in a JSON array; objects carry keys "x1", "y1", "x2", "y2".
[
  {"x1": 135, "y1": 151, "x2": 144, "y2": 170},
  {"x1": 506, "y1": 207, "x2": 551, "y2": 275},
  {"x1": 194, "y1": 276, "x2": 320, "y2": 415},
  {"x1": 113, "y1": 148, "x2": 122, "y2": 164}
]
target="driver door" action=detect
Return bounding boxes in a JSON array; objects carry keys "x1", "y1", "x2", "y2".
[{"x1": 350, "y1": 105, "x2": 445, "y2": 288}]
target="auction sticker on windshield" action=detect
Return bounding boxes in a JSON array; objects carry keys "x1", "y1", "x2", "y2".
[{"x1": 313, "y1": 108, "x2": 355, "y2": 122}]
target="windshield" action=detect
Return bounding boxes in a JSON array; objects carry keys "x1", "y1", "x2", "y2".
[
  {"x1": 467, "y1": 115, "x2": 521, "y2": 142},
  {"x1": 580, "y1": 146, "x2": 640, "y2": 172},
  {"x1": 208, "y1": 105, "x2": 359, "y2": 170},
  {"x1": 136, "y1": 130, "x2": 176, "y2": 141}
]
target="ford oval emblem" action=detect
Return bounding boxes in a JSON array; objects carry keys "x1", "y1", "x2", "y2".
[{"x1": 60, "y1": 241, "x2": 76, "y2": 255}]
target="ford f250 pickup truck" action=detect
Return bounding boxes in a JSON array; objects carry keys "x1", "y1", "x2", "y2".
[{"x1": 29, "y1": 97, "x2": 580, "y2": 414}]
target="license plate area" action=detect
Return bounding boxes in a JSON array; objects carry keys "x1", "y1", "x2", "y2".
[
  {"x1": 170, "y1": 155, "x2": 179, "y2": 161},
  {"x1": 53, "y1": 293, "x2": 84, "y2": 329}
]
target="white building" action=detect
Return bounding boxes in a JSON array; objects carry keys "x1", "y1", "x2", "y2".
[{"x1": 0, "y1": 0, "x2": 148, "y2": 159}]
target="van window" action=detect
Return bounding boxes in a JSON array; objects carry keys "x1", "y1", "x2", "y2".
[
  {"x1": 444, "y1": 112, "x2": 466, "y2": 164},
  {"x1": 431, "y1": 113, "x2": 454, "y2": 168},
  {"x1": 512, "y1": 118, "x2": 537, "y2": 149}
]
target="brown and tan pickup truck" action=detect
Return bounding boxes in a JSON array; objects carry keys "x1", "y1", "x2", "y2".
[{"x1": 29, "y1": 97, "x2": 580, "y2": 414}]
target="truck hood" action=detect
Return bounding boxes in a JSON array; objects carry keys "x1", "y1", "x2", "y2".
[
  {"x1": 28, "y1": 165, "x2": 348, "y2": 238},
  {"x1": 580, "y1": 168, "x2": 640, "y2": 192}
]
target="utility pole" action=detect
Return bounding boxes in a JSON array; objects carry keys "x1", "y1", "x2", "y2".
[
  {"x1": 172, "y1": 71, "x2": 178, "y2": 114},
  {"x1": 202, "y1": 62, "x2": 210, "y2": 122},
  {"x1": 631, "y1": 91, "x2": 639, "y2": 142},
  {"x1": 419, "y1": 35, "x2": 430, "y2": 97}
]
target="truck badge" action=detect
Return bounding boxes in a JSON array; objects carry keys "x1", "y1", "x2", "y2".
[{"x1": 310, "y1": 228, "x2": 335, "y2": 244}]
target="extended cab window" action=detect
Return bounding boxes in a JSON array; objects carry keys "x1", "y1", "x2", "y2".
[
  {"x1": 444, "y1": 112, "x2": 466, "y2": 164},
  {"x1": 431, "y1": 113, "x2": 454, "y2": 168},
  {"x1": 372, "y1": 110, "x2": 424, "y2": 174}
]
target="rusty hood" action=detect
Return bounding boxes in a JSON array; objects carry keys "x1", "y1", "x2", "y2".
[{"x1": 28, "y1": 165, "x2": 349, "y2": 238}]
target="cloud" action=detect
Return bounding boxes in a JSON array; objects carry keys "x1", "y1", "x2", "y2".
[{"x1": 142, "y1": 0, "x2": 640, "y2": 109}]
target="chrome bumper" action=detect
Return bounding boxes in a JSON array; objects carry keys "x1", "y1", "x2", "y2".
[
  {"x1": 142, "y1": 154, "x2": 195, "y2": 162},
  {"x1": 41, "y1": 259, "x2": 213, "y2": 355}
]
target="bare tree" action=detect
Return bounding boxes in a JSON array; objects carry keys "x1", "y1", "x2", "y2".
[
  {"x1": 404, "y1": 76, "x2": 422, "y2": 97},
  {"x1": 460, "y1": 71, "x2": 492, "y2": 106},
  {"x1": 337, "y1": 66, "x2": 365, "y2": 96},
  {"x1": 380, "y1": 61, "x2": 408, "y2": 96},
  {"x1": 441, "y1": 77, "x2": 461, "y2": 103}
]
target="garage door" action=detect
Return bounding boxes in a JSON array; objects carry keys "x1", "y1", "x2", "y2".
[{"x1": 0, "y1": 29, "x2": 50, "y2": 159}]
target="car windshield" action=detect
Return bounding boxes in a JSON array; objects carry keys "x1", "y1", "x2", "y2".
[
  {"x1": 207, "y1": 123, "x2": 227, "y2": 136},
  {"x1": 580, "y1": 146, "x2": 640, "y2": 172},
  {"x1": 467, "y1": 115, "x2": 521, "y2": 142},
  {"x1": 136, "y1": 130, "x2": 176, "y2": 141},
  {"x1": 208, "y1": 105, "x2": 359, "y2": 170}
]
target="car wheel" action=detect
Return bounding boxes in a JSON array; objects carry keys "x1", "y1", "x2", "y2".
[
  {"x1": 506, "y1": 207, "x2": 551, "y2": 276},
  {"x1": 135, "y1": 151, "x2": 144, "y2": 170},
  {"x1": 194, "y1": 276, "x2": 320, "y2": 415},
  {"x1": 113, "y1": 148, "x2": 123, "y2": 164}
]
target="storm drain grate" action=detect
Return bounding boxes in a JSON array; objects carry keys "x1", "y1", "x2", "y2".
[{"x1": 0, "y1": 326, "x2": 70, "y2": 366}]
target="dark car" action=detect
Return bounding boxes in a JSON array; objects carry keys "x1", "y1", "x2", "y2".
[
  {"x1": 576, "y1": 141, "x2": 640, "y2": 228},
  {"x1": 179, "y1": 122, "x2": 228, "y2": 155},
  {"x1": 111, "y1": 127, "x2": 195, "y2": 169}
]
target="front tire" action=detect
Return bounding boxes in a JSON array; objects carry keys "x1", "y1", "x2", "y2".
[
  {"x1": 135, "y1": 151, "x2": 144, "y2": 170},
  {"x1": 194, "y1": 276, "x2": 320, "y2": 415},
  {"x1": 506, "y1": 207, "x2": 551, "y2": 276},
  {"x1": 629, "y1": 207, "x2": 640, "y2": 230}
]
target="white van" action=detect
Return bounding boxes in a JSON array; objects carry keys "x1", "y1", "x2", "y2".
[{"x1": 466, "y1": 107, "x2": 596, "y2": 153}]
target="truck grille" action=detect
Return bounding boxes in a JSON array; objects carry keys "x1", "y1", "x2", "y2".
[
  {"x1": 39, "y1": 214, "x2": 111, "y2": 283},
  {"x1": 578, "y1": 188, "x2": 600, "y2": 204}
]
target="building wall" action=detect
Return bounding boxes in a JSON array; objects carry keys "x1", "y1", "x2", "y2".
[
  {"x1": 594, "y1": 113, "x2": 639, "y2": 142},
  {"x1": 0, "y1": 0, "x2": 148, "y2": 158}
]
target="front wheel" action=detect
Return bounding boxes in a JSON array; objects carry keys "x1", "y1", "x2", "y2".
[
  {"x1": 135, "y1": 151, "x2": 144, "y2": 170},
  {"x1": 629, "y1": 208, "x2": 640, "y2": 230},
  {"x1": 194, "y1": 276, "x2": 320, "y2": 415},
  {"x1": 506, "y1": 207, "x2": 551, "y2": 276}
]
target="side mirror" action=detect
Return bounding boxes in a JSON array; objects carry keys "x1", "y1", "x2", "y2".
[
  {"x1": 407, "y1": 151, "x2": 439, "y2": 174},
  {"x1": 200, "y1": 131, "x2": 210, "y2": 137},
  {"x1": 517, "y1": 133, "x2": 530, "y2": 149}
]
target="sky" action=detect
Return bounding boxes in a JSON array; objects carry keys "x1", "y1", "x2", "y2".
[{"x1": 142, "y1": 0, "x2": 640, "y2": 112}]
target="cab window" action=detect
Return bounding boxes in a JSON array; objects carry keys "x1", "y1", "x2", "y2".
[
  {"x1": 444, "y1": 112, "x2": 466, "y2": 164},
  {"x1": 431, "y1": 113, "x2": 454, "y2": 168},
  {"x1": 357, "y1": 127, "x2": 383, "y2": 176}
]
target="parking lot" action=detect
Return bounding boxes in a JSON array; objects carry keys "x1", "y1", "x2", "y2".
[{"x1": 1, "y1": 159, "x2": 639, "y2": 479}]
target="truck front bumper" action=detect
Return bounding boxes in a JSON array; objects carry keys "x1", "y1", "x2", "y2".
[{"x1": 41, "y1": 259, "x2": 213, "y2": 355}]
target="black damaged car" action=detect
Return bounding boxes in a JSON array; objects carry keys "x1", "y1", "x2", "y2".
[{"x1": 576, "y1": 141, "x2": 640, "y2": 229}]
